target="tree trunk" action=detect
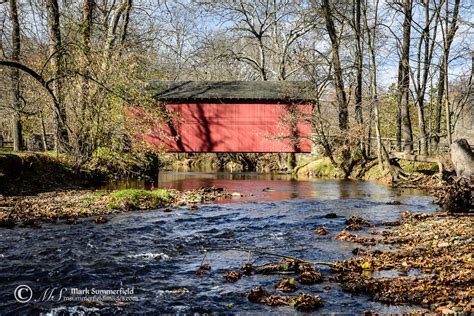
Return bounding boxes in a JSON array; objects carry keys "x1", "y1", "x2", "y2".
[
  {"x1": 9, "y1": 0, "x2": 22, "y2": 151},
  {"x1": 399, "y1": 0, "x2": 413, "y2": 153},
  {"x1": 322, "y1": 0, "x2": 348, "y2": 131},
  {"x1": 433, "y1": 0, "x2": 460, "y2": 148},
  {"x1": 46, "y1": 0, "x2": 69, "y2": 152},
  {"x1": 396, "y1": 62, "x2": 402, "y2": 151},
  {"x1": 322, "y1": 0, "x2": 350, "y2": 176},
  {"x1": 81, "y1": 0, "x2": 94, "y2": 114},
  {"x1": 353, "y1": 0, "x2": 366, "y2": 158},
  {"x1": 362, "y1": 0, "x2": 390, "y2": 171},
  {"x1": 414, "y1": 0, "x2": 439, "y2": 155},
  {"x1": 102, "y1": 0, "x2": 130, "y2": 71},
  {"x1": 434, "y1": 59, "x2": 446, "y2": 148}
]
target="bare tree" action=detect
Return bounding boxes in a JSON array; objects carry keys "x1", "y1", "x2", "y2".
[
  {"x1": 352, "y1": 0, "x2": 366, "y2": 158},
  {"x1": 433, "y1": 0, "x2": 460, "y2": 147},
  {"x1": 321, "y1": 0, "x2": 349, "y2": 131},
  {"x1": 8, "y1": 0, "x2": 21, "y2": 151},
  {"x1": 398, "y1": 0, "x2": 413, "y2": 153},
  {"x1": 362, "y1": 0, "x2": 385, "y2": 168},
  {"x1": 409, "y1": 0, "x2": 442, "y2": 155},
  {"x1": 46, "y1": 0, "x2": 69, "y2": 152}
]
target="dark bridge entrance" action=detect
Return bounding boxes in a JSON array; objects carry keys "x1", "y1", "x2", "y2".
[{"x1": 144, "y1": 81, "x2": 313, "y2": 153}]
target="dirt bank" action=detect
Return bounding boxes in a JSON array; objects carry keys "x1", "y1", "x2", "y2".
[
  {"x1": 0, "y1": 153, "x2": 99, "y2": 195},
  {"x1": 332, "y1": 211, "x2": 473, "y2": 314}
]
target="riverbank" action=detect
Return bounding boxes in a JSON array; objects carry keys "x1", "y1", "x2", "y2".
[
  {"x1": 0, "y1": 150, "x2": 163, "y2": 196},
  {"x1": 332, "y1": 211, "x2": 473, "y2": 314},
  {"x1": 0, "y1": 187, "x2": 242, "y2": 227}
]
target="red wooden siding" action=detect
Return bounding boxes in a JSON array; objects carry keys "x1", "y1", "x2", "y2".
[{"x1": 143, "y1": 102, "x2": 312, "y2": 153}]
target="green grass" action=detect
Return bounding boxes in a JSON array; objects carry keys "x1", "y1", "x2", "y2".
[
  {"x1": 109, "y1": 189, "x2": 173, "y2": 210},
  {"x1": 82, "y1": 195, "x2": 94, "y2": 206},
  {"x1": 296, "y1": 158, "x2": 344, "y2": 178},
  {"x1": 93, "y1": 191, "x2": 108, "y2": 197}
]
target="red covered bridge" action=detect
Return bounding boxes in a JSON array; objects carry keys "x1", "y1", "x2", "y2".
[{"x1": 143, "y1": 81, "x2": 313, "y2": 153}]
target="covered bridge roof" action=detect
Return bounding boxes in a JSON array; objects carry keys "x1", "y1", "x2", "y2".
[{"x1": 147, "y1": 81, "x2": 315, "y2": 102}]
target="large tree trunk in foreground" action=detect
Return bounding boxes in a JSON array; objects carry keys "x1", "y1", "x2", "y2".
[{"x1": 9, "y1": 0, "x2": 22, "y2": 151}]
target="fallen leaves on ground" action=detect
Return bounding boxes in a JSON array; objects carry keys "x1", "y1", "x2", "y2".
[
  {"x1": 0, "y1": 186, "x2": 239, "y2": 226},
  {"x1": 333, "y1": 211, "x2": 473, "y2": 313}
]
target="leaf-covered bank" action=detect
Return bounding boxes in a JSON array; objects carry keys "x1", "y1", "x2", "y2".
[
  {"x1": 0, "y1": 187, "x2": 243, "y2": 227},
  {"x1": 332, "y1": 211, "x2": 473, "y2": 313}
]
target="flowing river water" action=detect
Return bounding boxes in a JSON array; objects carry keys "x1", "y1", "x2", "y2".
[{"x1": 0, "y1": 172, "x2": 438, "y2": 314}]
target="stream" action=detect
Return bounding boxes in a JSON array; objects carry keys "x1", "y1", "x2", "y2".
[{"x1": 0, "y1": 172, "x2": 438, "y2": 314}]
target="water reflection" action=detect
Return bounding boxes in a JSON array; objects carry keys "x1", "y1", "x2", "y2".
[{"x1": 101, "y1": 171, "x2": 429, "y2": 204}]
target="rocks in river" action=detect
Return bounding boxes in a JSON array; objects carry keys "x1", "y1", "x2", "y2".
[
  {"x1": 292, "y1": 293, "x2": 323, "y2": 312},
  {"x1": 240, "y1": 263, "x2": 253, "y2": 275},
  {"x1": 315, "y1": 226, "x2": 329, "y2": 235},
  {"x1": 247, "y1": 286, "x2": 269, "y2": 303},
  {"x1": 167, "y1": 287, "x2": 189, "y2": 293},
  {"x1": 345, "y1": 223, "x2": 363, "y2": 231},
  {"x1": 247, "y1": 286, "x2": 293, "y2": 307},
  {"x1": 386, "y1": 200, "x2": 402, "y2": 205},
  {"x1": 196, "y1": 263, "x2": 211, "y2": 276},
  {"x1": 224, "y1": 271, "x2": 242, "y2": 283},
  {"x1": 335, "y1": 231, "x2": 357, "y2": 241},
  {"x1": 21, "y1": 220, "x2": 41, "y2": 229},
  {"x1": 345, "y1": 216, "x2": 375, "y2": 229},
  {"x1": 188, "y1": 204, "x2": 199, "y2": 210},
  {"x1": 275, "y1": 278, "x2": 298, "y2": 292},
  {"x1": 199, "y1": 264, "x2": 211, "y2": 270},
  {"x1": 95, "y1": 216, "x2": 108, "y2": 224},
  {"x1": 297, "y1": 270, "x2": 324, "y2": 285},
  {"x1": 324, "y1": 213, "x2": 338, "y2": 218},
  {"x1": 115, "y1": 301, "x2": 127, "y2": 308},
  {"x1": 65, "y1": 218, "x2": 77, "y2": 225}
]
